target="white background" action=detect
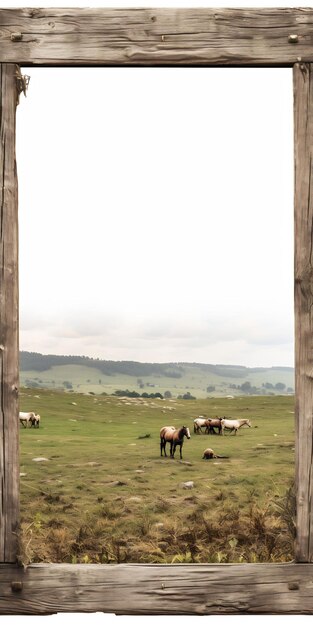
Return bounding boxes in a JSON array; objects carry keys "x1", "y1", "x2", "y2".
[{"x1": 2, "y1": 0, "x2": 307, "y2": 623}]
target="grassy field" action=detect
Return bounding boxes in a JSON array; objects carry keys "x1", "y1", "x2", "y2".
[{"x1": 19, "y1": 389, "x2": 296, "y2": 565}]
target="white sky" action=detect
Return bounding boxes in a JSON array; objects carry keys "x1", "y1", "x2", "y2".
[{"x1": 15, "y1": 18, "x2": 294, "y2": 369}]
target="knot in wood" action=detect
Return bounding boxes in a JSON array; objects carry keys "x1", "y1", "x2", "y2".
[
  {"x1": 11, "y1": 581, "x2": 23, "y2": 592},
  {"x1": 296, "y1": 265, "x2": 313, "y2": 307},
  {"x1": 11, "y1": 384, "x2": 18, "y2": 396},
  {"x1": 29, "y1": 8, "x2": 41, "y2": 18},
  {"x1": 10, "y1": 32, "x2": 23, "y2": 42},
  {"x1": 288, "y1": 581, "x2": 299, "y2": 590}
]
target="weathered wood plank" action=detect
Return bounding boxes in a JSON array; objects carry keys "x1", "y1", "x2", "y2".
[
  {"x1": 294, "y1": 62, "x2": 313, "y2": 562},
  {"x1": 0, "y1": 8, "x2": 313, "y2": 66},
  {"x1": 1, "y1": 562, "x2": 313, "y2": 615},
  {"x1": 0, "y1": 63, "x2": 19, "y2": 563},
  {"x1": 0, "y1": 10, "x2": 310, "y2": 614}
]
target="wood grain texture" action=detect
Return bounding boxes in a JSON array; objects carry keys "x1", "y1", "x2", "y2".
[
  {"x1": 1, "y1": 8, "x2": 313, "y2": 66},
  {"x1": 0, "y1": 63, "x2": 19, "y2": 563},
  {"x1": 294, "y1": 62, "x2": 313, "y2": 562},
  {"x1": 1, "y1": 562, "x2": 313, "y2": 615},
  {"x1": 0, "y1": 9, "x2": 311, "y2": 613}
]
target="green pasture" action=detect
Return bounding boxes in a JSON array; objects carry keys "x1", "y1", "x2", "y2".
[{"x1": 19, "y1": 389, "x2": 296, "y2": 564}]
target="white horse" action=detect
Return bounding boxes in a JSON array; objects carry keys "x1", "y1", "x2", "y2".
[
  {"x1": 19, "y1": 411, "x2": 40, "y2": 428},
  {"x1": 193, "y1": 417, "x2": 208, "y2": 434},
  {"x1": 221, "y1": 418, "x2": 251, "y2": 435}
]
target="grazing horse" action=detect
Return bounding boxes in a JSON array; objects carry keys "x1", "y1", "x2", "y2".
[
  {"x1": 202, "y1": 447, "x2": 229, "y2": 460},
  {"x1": 221, "y1": 418, "x2": 251, "y2": 435},
  {"x1": 205, "y1": 418, "x2": 223, "y2": 435},
  {"x1": 19, "y1": 411, "x2": 40, "y2": 428},
  {"x1": 193, "y1": 417, "x2": 208, "y2": 434},
  {"x1": 160, "y1": 425, "x2": 191, "y2": 459}
]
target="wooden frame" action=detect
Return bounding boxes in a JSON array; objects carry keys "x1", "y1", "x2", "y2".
[{"x1": 0, "y1": 6, "x2": 312, "y2": 615}]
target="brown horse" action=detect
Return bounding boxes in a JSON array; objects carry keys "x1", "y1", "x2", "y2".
[
  {"x1": 160, "y1": 425, "x2": 191, "y2": 459},
  {"x1": 202, "y1": 447, "x2": 229, "y2": 460},
  {"x1": 205, "y1": 417, "x2": 223, "y2": 435},
  {"x1": 160, "y1": 426, "x2": 175, "y2": 457}
]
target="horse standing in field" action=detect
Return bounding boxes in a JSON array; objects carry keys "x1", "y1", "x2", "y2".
[
  {"x1": 29, "y1": 413, "x2": 40, "y2": 428},
  {"x1": 19, "y1": 411, "x2": 40, "y2": 428},
  {"x1": 159, "y1": 426, "x2": 175, "y2": 457},
  {"x1": 160, "y1": 425, "x2": 191, "y2": 459},
  {"x1": 221, "y1": 418, "x2": 251, "y2": 435},
  {"x1": 205, "y1": 418, "x2": 223, "y2": 435},
  {"x1": 193, "y1": 417, "x2": 208, "y2": 434}
]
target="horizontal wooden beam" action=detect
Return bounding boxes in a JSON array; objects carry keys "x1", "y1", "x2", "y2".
[
  {"x1": 0, "y1": 8, "x2": 313, "y2": 66},
  {"x1": 1, "y1": 562, "x2": 313, "y2": 614}
]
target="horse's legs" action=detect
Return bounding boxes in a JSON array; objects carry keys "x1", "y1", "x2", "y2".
[
  {"x1": 160, "y1": 438, "x2": 166, "y2": 456},
  {"x1": 180, "y1": 443, "x2": 183, "y2": 459}
]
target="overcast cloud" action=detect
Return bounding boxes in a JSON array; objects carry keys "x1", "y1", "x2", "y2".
[{"x1": 17, "y1": 67, "x2": 294, "y2": 367}]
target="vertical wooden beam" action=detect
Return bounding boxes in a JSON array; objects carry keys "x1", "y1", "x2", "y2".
[
  {"x1": 294, "y1": 62, "x2": 313, "y2": 562},
  {"x1": 0, "y1": 63, "x2": 19, "y2": 563}
]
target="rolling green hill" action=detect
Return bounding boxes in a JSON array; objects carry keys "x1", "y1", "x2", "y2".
[{"x1": 20, "y1": 351, "x2": 294, "y2": 398}]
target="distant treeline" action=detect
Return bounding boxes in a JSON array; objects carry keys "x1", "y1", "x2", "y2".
[
  {"x1": 19, "y1": 351, "x2": 184, "y2": 378},
  {"x1": 112, "y1": 389, "x2": 196, "y2": 400},
  {"x1": 113, "y1": 389, "x2": 165, "y2": 399},
  {"x1": 20, "y1": 351, "x2": 294, "y2": 380}
]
